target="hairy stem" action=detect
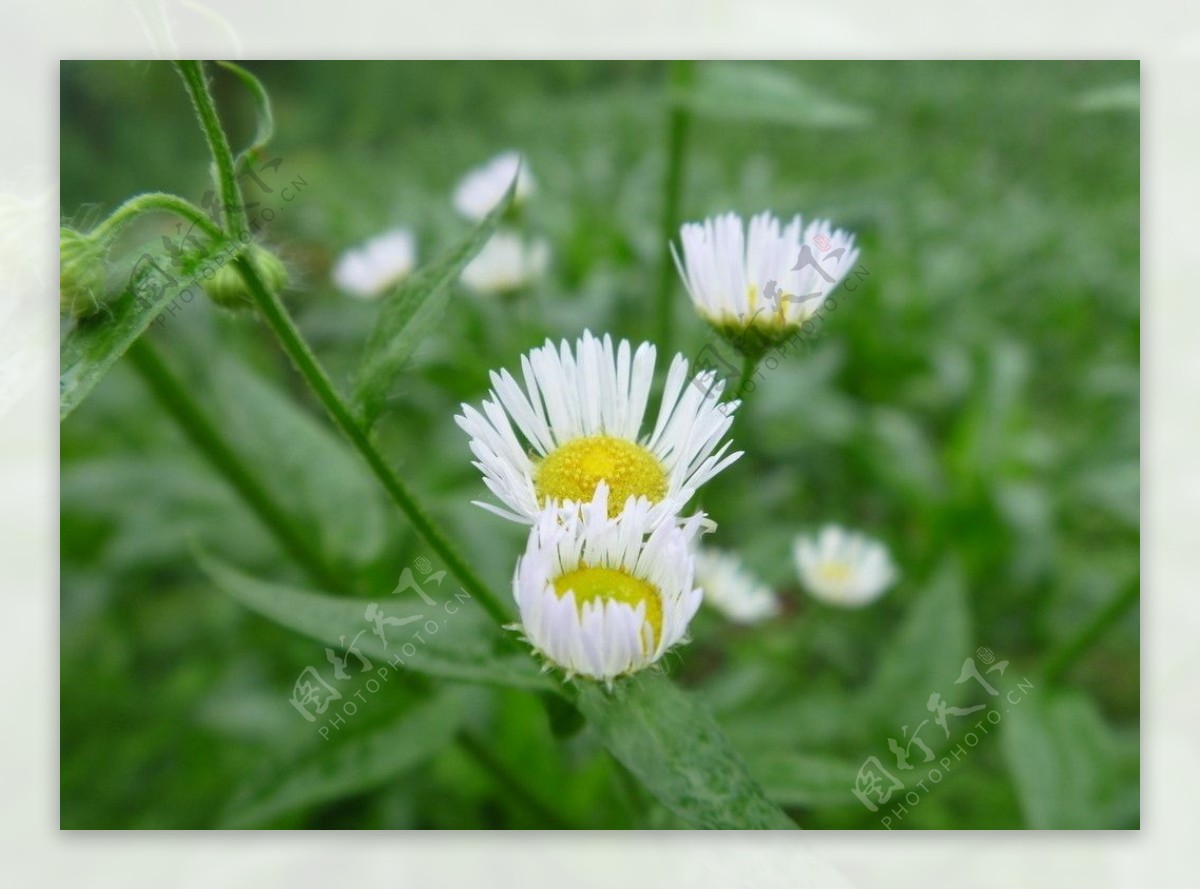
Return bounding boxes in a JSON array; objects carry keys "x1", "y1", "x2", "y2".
[
  {"x1": 175, "y1": 60, "x2": 248, "y2": 237},
  {"x1": 91, "y1": 192, "x2": 223, "y2": 243},
  {"x1": 232, "y1": 254, "x2": 513, "y2": 627},
  {"x1": 127, "y1": 338, "x2": 342, "y2": 592},
  {"x1": 655, "y1": 59, "x2": 696, "y2": 354}
]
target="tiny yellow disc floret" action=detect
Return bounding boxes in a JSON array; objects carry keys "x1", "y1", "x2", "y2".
[
  {"x1": 534, "y1": 435, "x2": 667, "y2": 515},
  {"x1": 553, "y1": 565, "x2": 663, "y2": 648}
]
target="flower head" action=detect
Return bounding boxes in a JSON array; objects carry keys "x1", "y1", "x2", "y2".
[
  {"x1": 461, "y1": 230, "x2": 549, "y2": 295},
  {"x1": 455, "y1": 330, "x2": 742, "y2": 524},
  {"x1": 513, "y1": 485, "x2": 704, "y2": 682},
  {"x1": 672, "y1": 211, "x2": 859, "y2": 348},
  {"x1": 332, "y1": 228, "x2": 416, "y2": 298},
  {"x1": 694, "y1": 547, "x2": 780, "y2": 624},
  {"x1": 59, "y1": 227, "x2": 109, "y2": 318},
  {"x1": 453, "y1": 151, "x2": 535, "y2": 221},
  {"x1": 793, "y1": 525, "x2": 896, "y2": 607}
]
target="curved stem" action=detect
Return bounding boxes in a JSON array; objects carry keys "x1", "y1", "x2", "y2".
[
  {"x1": 175, "y1": 60, "x2": 248, "y2": 237},
  {"x1": 91, "y1": 192, "x2": 223, "y2": 243},
  {"x1": 655, "y1": 59, "x2": 696, "y2": 354},
  {"x1": 232, "y1": 254, "x2": 514, "y2": 628},
  {"x1": 127, "y1": 337, "x2": 342, "y2": 593}
]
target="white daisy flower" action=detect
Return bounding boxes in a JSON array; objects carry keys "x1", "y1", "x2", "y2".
[
  {"x1": 694, "y1": 547, "x2": 780, "y2": 625},
  {"x1": 455, "y1": 330, "x2": 742, "y2": 524},
  {"x1": 453, "y1": 151, "x2": 535, "y2": 221},
  {"x1": 672, "y1": 211, "x2": 859, "y2": 340},
  {"x1": 332, "y1": 228, "x2": 417, "y2": 298},
  {"x1": 460, "y1": 230, "x2": 549, "y2": 295},
  {"x1": 513, "y1": 485, "x2": 704, "y2": 682},
  {"x1": 793, "y1": 525, "x2": 897, "y2": 608}
]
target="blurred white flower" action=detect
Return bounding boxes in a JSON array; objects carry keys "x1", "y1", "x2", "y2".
[
  {"x1": 454, "y1": 330, "x2": 742, "y2": 525},
  {"x1": 694, "y1": 548, "x2": 780, "y2": 624},
  {"x1": 453, "y1": 151, "x2": 535, "y2": 220},
  {"x1": 513, "y1": 485, "x2": 704, "y2": 683},
  {"x1": 332, "y1": 228, "x2": 416, "y2": 298},
  {"x1": 793, "y1": 525, "x2": 896, "y2": 607},
  {"x1": 672, "y1": 211, "x2": 859, "y2": 336},
  {"x1": 461, "y1": 230, "x2": 549, "y2": 294}
]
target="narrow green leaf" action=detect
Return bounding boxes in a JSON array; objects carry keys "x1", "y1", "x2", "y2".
[
  {"x1": 577, "y1": 671, "x2": 797, "y2": 829},
  {"x1": 674, "y1": 62, "x2": 872, "y2": 130},
  {"x1": 209, "y1": 359, "x2": 389, "y2": 572},
  {"x1": 866, "y1": 561, "x2": 972, "y2": 725},
  {"x1": 222, "y1": 687, "x2": 479, "y2": 827},
  {"x1": 352, "y1": 180, "x2": 516, "y2": 428},
  {"x1": 742, "y1": 750, "x2": 865, "y2": 810},
  {"x1": 199, "y1": 550, "x2": 555, "y2": 692},
  {"x1": 60, "y1": 237, "x2": 233, "y2": 420},
  {"x1": 1001, "y1": 689, "x2": 1122, "y2": 828},
  {"x1": 215, "y1": 60, "x2": 275, "y2": 166}
]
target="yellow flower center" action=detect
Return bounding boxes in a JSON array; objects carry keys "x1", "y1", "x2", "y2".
[
  {"x1": 534, "y1": 435, "x2": 667, "y2": 515},
  {"x1": 553, "y1": 565, "x2": 662, "y2": 649},
  {"x1": 818, "y1": 562, "x2": 852, "y2": 585}
]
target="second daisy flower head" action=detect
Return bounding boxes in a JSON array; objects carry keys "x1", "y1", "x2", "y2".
[{"x1": 455, "y1": 330, "x2": 743, "y2": 525}]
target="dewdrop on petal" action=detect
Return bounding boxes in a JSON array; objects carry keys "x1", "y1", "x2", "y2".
[
  {"x1": 672, "y1": 211, "x2": 859, "y2": 354},
  {"x1": 461, "y1": 230, "x2": 549, "y2": 295},
  {"x1": 694, "y1": 547, "x2": 780, "y2": 625},
  {"x1": 453, "y1": 151, "x2": 535, "y2": 221},
  {"x1": 512, "y1": 485, "x2": 704, "y2": 683},
  {"x1": 793, "y1": 524, "x2": 897, "y2": 608},
  {"x1": 332, "y1": 228, "x2": 416, "y2": 298},
  {"x1": 455, "y1": 330, "x2": 742, "y2": 525}
]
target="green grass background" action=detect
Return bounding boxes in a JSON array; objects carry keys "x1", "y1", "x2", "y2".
[{"x1": 59, "y1": 60, "x2": 1139, "y2": 829}]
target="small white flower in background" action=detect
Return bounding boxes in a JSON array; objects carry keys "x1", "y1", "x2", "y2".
[
  {"x1": 693, "y1": 548, "x2": 780, "y2": 624},
  {"x1": 332, "y1": 228, "x2": 416, "y2": 298},
  {"x1": 461, "y1": 230, "x2": 549, "y2": 294},
  {"x1": 793, "y1": 525, "x2": 897, "y2": 608},
  {"x1": 455, "y1": 330, "x2": 742, "y2": 525},
  {"x1": 453, "y1": 151, "x2": 535, "y2": 220},
  {"x1": 513, "y1": 485, "x2": 704, "y2": 683},
  {"x1": 672, "y1": 211, "x2": 859, "y2": 337}
]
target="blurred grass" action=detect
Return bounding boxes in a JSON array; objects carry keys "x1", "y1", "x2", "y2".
[{"x1": 59, "y1": 60, "x2": 1138, "y2": 829}]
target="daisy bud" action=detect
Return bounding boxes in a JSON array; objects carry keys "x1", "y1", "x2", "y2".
[
  {"x1": 59, "y1": 227, "x2": 109, "y2": 318},
  {"x1": 793, "y1": 524, "x2": 897, "y2": 607},
  {"x1": 672, "y1": 211, "x2": 859, "y2": 356},
  {"x1": 204, "y1": 244, "x2": 287, "y2": 310}
]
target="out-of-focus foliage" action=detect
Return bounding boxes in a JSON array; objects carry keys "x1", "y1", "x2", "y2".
[{"x1": 60, "y1": 60, "x2": 1138, "y2": 829}]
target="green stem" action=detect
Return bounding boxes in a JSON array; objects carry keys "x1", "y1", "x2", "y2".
[
  {"x1": 457, "y1": 730, "x2": 576, "y2": 828},
  {"x1": 175, "y1": 60, "x2": 248, "y2": 237},
  {"x1": 127, "y1": 338, "x2": 343, "y2": 593},
  {"x1": 232, "y1": 254, "x2": 513, "y2": 627},
  {"x1": 655, "y1": 59, "x2": 696, "y2": 354},
  {"x1": 1041, "y1": 577, "x2": 1139, "y2": 684},
  {"x1": 91, "y1": 192, "x2": 223, "y2": 243},
  {"x1": 732, "y1": 353, "x2": 759, "y2": 401}
]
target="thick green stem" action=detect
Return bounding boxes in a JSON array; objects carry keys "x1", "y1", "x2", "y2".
[
  {"x1": 655, "y1": 60, "x2": 696, "y2": 354},
  {"x1": 91, "y1": 192, "x2": 223, "y2": 243},
  {"x1": 232, "y1": 255, "x2": 513, "y2": 627},
  {"x1": 175, "y1": 60, "x2": 248, "y2": 237},
  {"x1": 1041, "y1": 577, "x2": 1139, "y2": 684},
  {"x1": 732, "y1": 353, "x2": 759, "y2": 401},
  {"x1": 127, "y1": 338, "x2": 342, "y2": 593}
]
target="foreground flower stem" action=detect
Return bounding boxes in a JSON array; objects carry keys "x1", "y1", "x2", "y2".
[
  {"x1": 733, "y1": 353, "x2": 760, "y2": 400},
  {"x1": 655, "y1": 59, "x2": 696, "y2": 354},
  {"x1": 90, "y1": 192, "x2": 223, "y2": 243},
  {"x1": 233, "y1": 254, "x2": 514, "y2": 627},
  {"x1": 127, "y1": 337, "x2": 344, "y2": 593},
  {"x1": 175, "y1": 58, "x2": 513, "y2": 628}
]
